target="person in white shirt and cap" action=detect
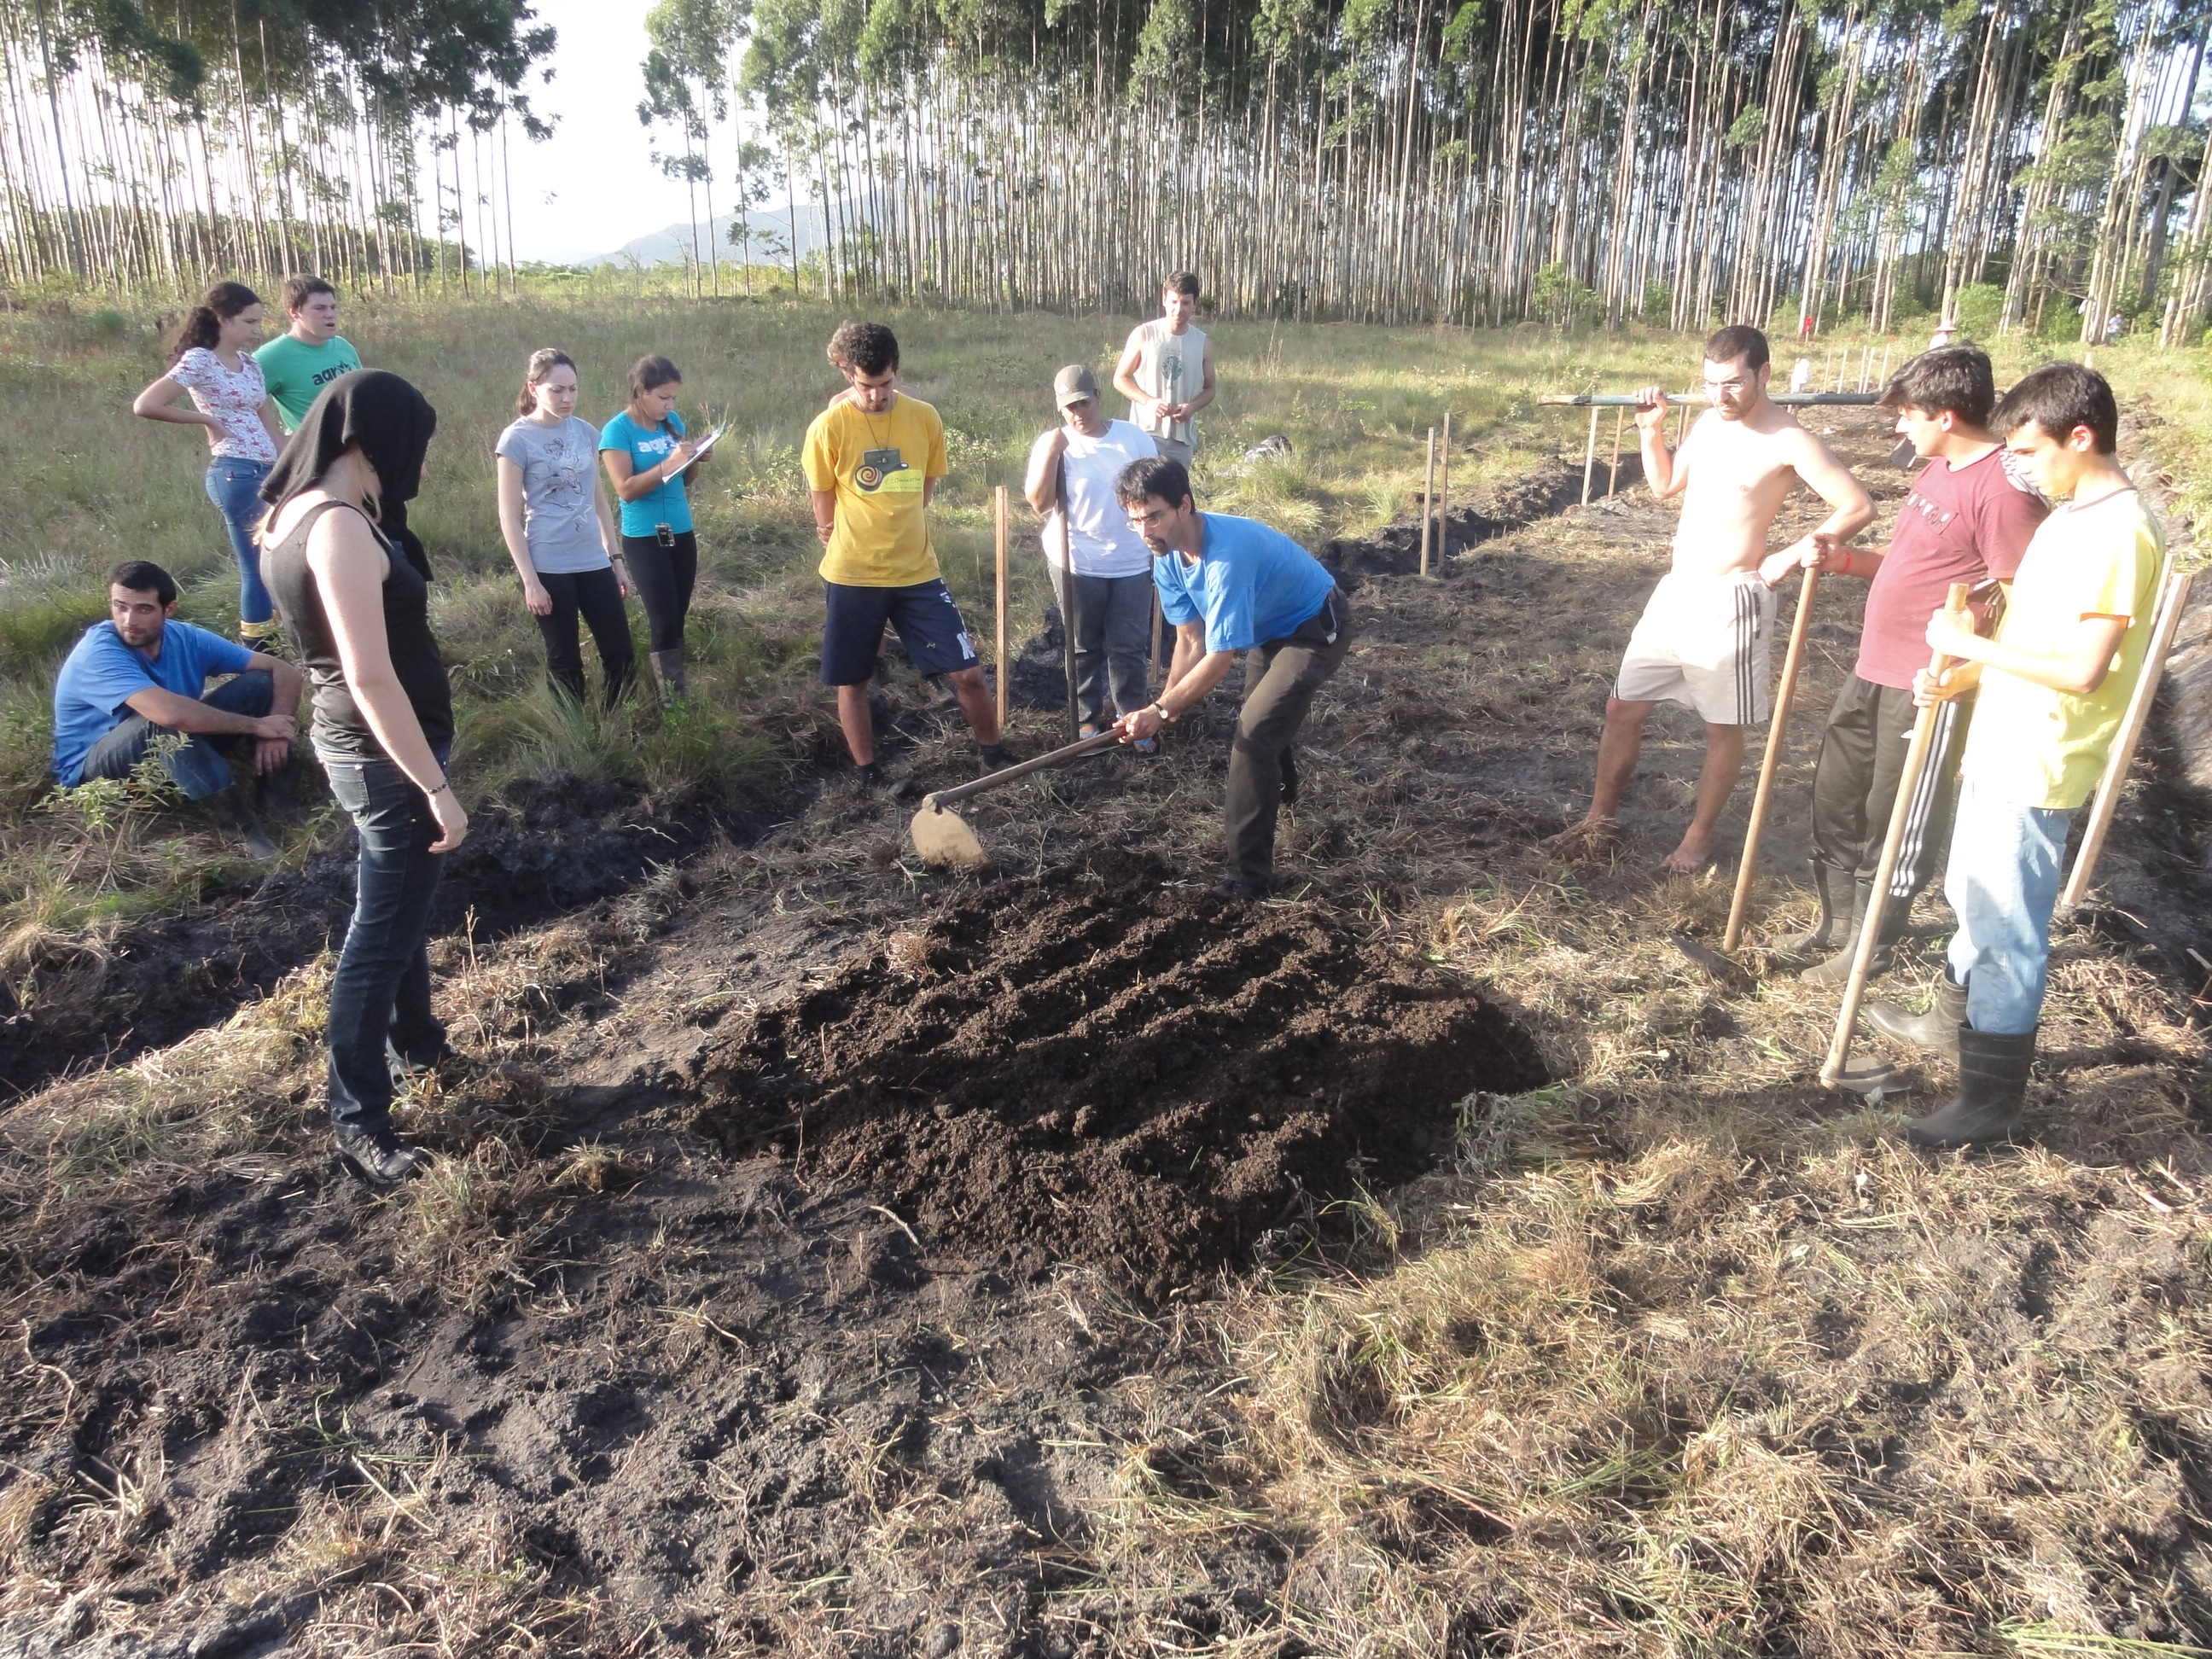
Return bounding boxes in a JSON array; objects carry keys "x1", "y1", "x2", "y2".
[{"x1": 1025, "y1": 364, "x2": 1162, "y2": 748}]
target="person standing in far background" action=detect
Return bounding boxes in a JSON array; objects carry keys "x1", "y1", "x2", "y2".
[
  {"x1": 1115, "y1": 271, "x2": 1216, "y2": 468},
  {"x1": 498, "y1": 349, "x2": 634, "y2": 707},
  {"x1": 253, "y1": 276, "x2": 362, "y2": 433},
  {"x1": 131, "y1": 282, "x2": 286, "y2": 648}
]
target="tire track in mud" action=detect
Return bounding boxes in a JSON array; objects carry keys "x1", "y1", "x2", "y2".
[{"x1": 686, "y1": 853, "x2": 1551, "y2": 1299}]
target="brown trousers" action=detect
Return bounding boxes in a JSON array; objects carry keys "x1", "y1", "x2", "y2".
[{"x1": 1225, "y1": 588, "x2": 1351, "y2": 882}]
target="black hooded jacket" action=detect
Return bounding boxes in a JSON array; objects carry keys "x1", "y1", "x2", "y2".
[{"x1": 259, "y1": 372, "x2": 454, "y2": 756}]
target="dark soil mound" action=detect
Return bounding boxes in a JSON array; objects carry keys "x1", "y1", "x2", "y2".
[
  {"x1": 1318, "y1": 455, "x2": 1605, "y2": 579},
  {"x1": 686, "y1": 853, "x2": 1548, "y2": 1297}
]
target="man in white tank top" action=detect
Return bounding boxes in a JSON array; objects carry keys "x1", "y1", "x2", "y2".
[{"x1": 1114, "y1": 271, "x2": 1217, "y2": 467}]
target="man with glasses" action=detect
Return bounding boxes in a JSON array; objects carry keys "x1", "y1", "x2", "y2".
[
  {"x1": 1541, "y1": 324, "x2": 1875, "y2": 873},
  {"x1": 1025, "y1": 364, "x2": 1160, "y2": 745},
  {"x1": 1111, "y1": 455, "x2": 1349, "y2": 900}
]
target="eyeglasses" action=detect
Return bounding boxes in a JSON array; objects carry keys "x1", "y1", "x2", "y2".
[
  {"x1": 1127, "y1": 504, "x2": 1176, "y2": 532},
  {"x1": 1703, "y1": 377, "x2": 1751, "y2": 396}
]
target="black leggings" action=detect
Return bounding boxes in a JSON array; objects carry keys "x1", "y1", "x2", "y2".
[
  {"x1": 622, "y1": 530, "x2": 697, "y2": 653},
  {"x1": 534, "y1": 565, "x2": 636, "y2": 706}
]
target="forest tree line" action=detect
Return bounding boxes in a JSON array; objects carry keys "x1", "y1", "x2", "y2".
[{"x1": 9, "y1": 0, "x2": 2212, "y2": 348}]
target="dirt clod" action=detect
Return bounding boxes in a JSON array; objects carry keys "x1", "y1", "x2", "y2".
[{"x1": 685, "y1": 853, "x2": 1548, "y2": 1297}]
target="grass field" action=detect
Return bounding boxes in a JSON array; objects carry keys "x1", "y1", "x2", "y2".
[{"x1": 3, "y1": 292, "x2": 2211, "y2": 1653}]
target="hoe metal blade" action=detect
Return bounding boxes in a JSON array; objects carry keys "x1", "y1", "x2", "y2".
[{"x1": 911, "y1": 797, "x2": 989, "y2": 867}]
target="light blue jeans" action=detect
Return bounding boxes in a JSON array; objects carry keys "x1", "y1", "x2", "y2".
[
  {"x1": 1943, "y1": 776, "x2": 2075, "y2": 1035},
  {"x1": 205, "y1": 457, "x2": 274, "y2": 626}
]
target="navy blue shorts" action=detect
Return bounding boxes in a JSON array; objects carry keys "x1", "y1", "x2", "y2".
[{"x1": 821, "y1": 579, "x2": 980, "y2": 686}]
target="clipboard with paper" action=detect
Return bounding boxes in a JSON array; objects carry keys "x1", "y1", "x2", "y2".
[{"x1": 663, "y1": 423, "x2": 728, "y2": 481}]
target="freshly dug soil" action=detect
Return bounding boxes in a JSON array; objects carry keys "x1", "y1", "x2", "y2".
[{"x1": 686, "y1": 852, "x2": 1550, "y2": 1298}]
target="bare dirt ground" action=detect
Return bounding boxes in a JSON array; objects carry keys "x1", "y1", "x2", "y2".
[{"x1": 7, "y1": 407, "x2": 2212, "y2": 1656}]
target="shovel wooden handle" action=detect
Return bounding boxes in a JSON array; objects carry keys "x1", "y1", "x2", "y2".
[
  {"x1": 1819, "y1": 581, "x2": 1970, "y2": 1089},
  {"x1": 1725, "y1": 564, "x2": 1819, "y2": 952},
  {"x1": 921, "y1": 730, "x2": 1123, "y2": 810}
]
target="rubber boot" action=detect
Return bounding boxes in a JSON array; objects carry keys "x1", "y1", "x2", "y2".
[
  {"x1": 1904, "y1": 1027, "x2": 2034, "y2": 1149},
  {"x1": 649, "y1": 648, "x2": 688, "y2": 704},
  {"x1": 1866, "y1": 974, "x2": 1969, "y2": 1062},
  {"x1": 1773, "y1": 859, "x2": 1843, "y2": 958},
  {"x1": 1800, "y1": 878, "x2": 1906, "y2": 987},
  {"x1": 202, "y1": 783, "x2": 277, "y2": 861},
  {"x1": 256, "y1": 750, "x2": 305, "y2": 827}
]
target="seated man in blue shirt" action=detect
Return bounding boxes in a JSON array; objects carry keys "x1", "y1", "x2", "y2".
[
  {"x1": 1111, "y1": 456, "x2": 1352, "y2": 899},
  {"x1": 53, "y1": 560, "x2": 305, "y2": 859}
]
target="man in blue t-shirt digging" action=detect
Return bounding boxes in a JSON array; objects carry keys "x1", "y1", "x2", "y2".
[
  {"x1": 1110, "y1": 456, "x2": 1352, "y2": 899},
  {"x1": 51, "y1": 561, "x2": 305, "y2": 859}
]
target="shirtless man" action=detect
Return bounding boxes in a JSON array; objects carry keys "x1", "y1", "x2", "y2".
[{"x1": 1542, "y1": 324, "x2": 1876, "y2": 873}]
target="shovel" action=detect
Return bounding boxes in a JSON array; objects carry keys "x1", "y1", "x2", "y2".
[{"x1": 910, "y1": 730, "x2": 1125, "y2": 866}]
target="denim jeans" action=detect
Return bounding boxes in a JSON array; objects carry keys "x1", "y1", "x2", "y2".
[
  {"x1": 1048, "y1": 566, "x2": 1155, "y2": 725},
  {"x1": 206, "y1": 457, "x2": 274, "y2": 628},
  {"x1": 78, "y1": 670, "x2": 271, "y2": 800},
  {"x1": 1943, "y1": 775, "x2": 2074, "y2": 1036},
  {"x1": 319, "y1": 745, "x2": 449, "y2": 1132}
]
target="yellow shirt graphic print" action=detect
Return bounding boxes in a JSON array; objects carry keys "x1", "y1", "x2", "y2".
[{"x1": 804, "y1": 394, "x2": 948, "y2": 587}]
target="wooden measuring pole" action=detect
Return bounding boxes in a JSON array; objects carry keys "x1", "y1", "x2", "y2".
[
  {"x1": 1724, "y1": 566, "x2": 1821, "y2": 952},
  {"x1": 1820, "y1": 583, "x2": 1972, "y2": 1090},
  {"x1": 1420, "y1": 426, "x2": 1435, "y2": 577},
  {"x1": 1605, "y1": 406, "x2": 1626, "y2": 498},
  {"x1": 993, "y1": 485, "x2": 1010, "y2": 729},
  {"x1": 1674, "y1": 392, "x2": 1691, "y2": 448},
  {"x1": 2059, "y1": 568, "x2": 2197, "y2": 911},
  {"x1": 1580, "y1": 405, "x2": 1600, "y2": 505},
  {"x1": 1437, "y1": 411, "x2": 1452, "y2": 563},
  {"x1": 1150, "y1": 591, "x2": 1165, "y2": 695}
]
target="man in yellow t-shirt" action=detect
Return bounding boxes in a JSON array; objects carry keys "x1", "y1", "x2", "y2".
[
  {"x1": 1866, "y1": 364, "x2": 2168, "y2": 1147},
  {"x1": 803, "y1": 322, "x2": 1007, "y2": 784}
]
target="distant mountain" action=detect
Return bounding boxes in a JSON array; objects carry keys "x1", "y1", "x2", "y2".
[{"x1": 572, "y1": 205, "x2": 830, "y2": 271}]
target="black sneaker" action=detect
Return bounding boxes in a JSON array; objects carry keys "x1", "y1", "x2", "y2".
[
  {"x1": 858, "y1": 760, "x2": 888, "y2": 789},
  {"x1": 979, "y1": 744, "x2": 1016, "y2": 773},
  {"x1": 336, "y1": 1125, "x2": 427, "y2": 1185}
]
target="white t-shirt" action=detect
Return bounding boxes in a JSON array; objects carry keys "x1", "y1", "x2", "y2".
[{"x1": 1028, "y1": 419, "x2": 1158, "y2": 577}]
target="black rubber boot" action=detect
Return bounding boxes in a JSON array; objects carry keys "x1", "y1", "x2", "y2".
[
  {"x1": 1800, "y1": 878, "x2": 1906, "y2": 987},
  {"x1": 1905, "y1": 1027, "x2": 2034, "y2": 1149},
  {"x1": 980, "y1": 743, "x2": 1015, "y2": 773},
  {"x1": 203, "y1": 784, "x2": 277, "y2": 861},
  {"x1": 649, "y1": 648, "x2": 688, "y2": 703},
  {"x1": 1773, "y1": 859, "x2": 1843, "y2": 958},
  {"x1": 1280, "y1": 748, "x2": 1300, "y2": 806},
  {"x1": 256, "y1": 751, "x2": 305, "y2": 826},
  {"x1": 1866, "y1": 974, "x2": 1969, "y2": 1062}
]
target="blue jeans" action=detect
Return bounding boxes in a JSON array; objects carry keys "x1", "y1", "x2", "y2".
[
  {"x1": 78, "y1": 670, "x2": 271, "y2": 800},
  {"x1": 1943, "y1": 776, "x2": 2074, "y2": 1035},
  {"x1": 206, "y1": 457, "x2": 274, "y2": 627},
  {"x1": 319, "y1": 745, "x2": 449, "y2": 1132}
]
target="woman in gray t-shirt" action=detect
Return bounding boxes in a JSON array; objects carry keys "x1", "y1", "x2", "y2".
[{"x1": 496, "y1": 349, "x2": 635, "y2": 705}]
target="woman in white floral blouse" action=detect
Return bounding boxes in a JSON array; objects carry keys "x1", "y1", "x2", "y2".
[{"x1": 132, "y1": 282, "x2": 288, "y2": 647}]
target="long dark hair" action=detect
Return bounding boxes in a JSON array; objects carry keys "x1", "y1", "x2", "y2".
[
  {"x1": 627, "y1": 354, "x2": 681, "y2": 427},
  {"x1": 173, "y1": 282, "x2": 260, "y2": 360},
  {"x1": 517, "y1": 347, "x2": 576, "y2": 416}
]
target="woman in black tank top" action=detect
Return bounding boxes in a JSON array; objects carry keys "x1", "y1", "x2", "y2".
[{"x1": 259, "y1": 371, "x2": 460, "y2": 1185}]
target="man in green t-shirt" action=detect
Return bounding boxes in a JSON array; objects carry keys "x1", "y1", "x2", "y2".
[
  {"x1": 1865, "y1": 364, "x2": 2168, "y2": 1147},
  {"x1": 253, "y1": 275, "x2": 361, "y2": 431}
]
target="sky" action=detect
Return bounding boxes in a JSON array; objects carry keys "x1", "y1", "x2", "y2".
[{"x1": 498, "y1": 0, "x2": 713, "y2": 264}]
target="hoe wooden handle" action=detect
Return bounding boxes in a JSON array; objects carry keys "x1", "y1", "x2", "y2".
[{"x1": 922, "y1": 730, "x2": 1124, "y2": 810}]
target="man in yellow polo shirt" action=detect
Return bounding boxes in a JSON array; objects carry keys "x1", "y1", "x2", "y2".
[
  {"x1": 1864, "y1": 363, "x2": 2168, "y2": 1146},
  {"x1": 804, "y1": 322, "x2": 1009, "y2": 785}
]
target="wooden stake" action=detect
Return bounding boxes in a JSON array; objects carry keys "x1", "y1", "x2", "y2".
[
  {"x1": 1820, "y1": 583, "x2": 1971, "y2": 1090},
  {"x1": 1674, "y1": 393, "x2": 1691, "y2": 448},
  {"x1": 1580, "y1": 405, "x2": 1600, "y2": 505},
  {"x1": 1606, "y1": 405, "x2": 1626, "y2": 498},
  {"x1": 1420, "y1": 426, "x2": 1435, "y2": 577},
  {"x1": 993, "y1": 485, "x2": 1009, "y2": 730},
  {"x1": 1058, "y1": 456, "x2": 1079, "y2": 742},
  {"x1": 2059, "y1": 568, "x2": 2197, "y2": 910},
  {"x1": 1725, "y1": 566, "x2": 1820, "y2": 952},
  {"x1": 1438, "y1": 410, "x2": 1452, "y2": 562}
]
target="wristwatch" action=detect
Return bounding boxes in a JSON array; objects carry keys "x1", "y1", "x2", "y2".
[{"x1": 1151, "y1": 701, "x2": 1176, "y2": 724}]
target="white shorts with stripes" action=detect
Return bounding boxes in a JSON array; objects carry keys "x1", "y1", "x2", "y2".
[{"x1": 1611, "y1": 570, "x2": 1777, "y2": 727}]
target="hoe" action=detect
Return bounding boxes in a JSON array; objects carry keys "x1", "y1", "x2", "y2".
[{"x1": 910, "y1": 731, "x2": 1125, "y2": 866}]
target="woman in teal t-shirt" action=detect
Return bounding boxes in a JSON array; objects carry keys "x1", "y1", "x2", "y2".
[{"x1": 599, "y1": 354, "x2": 707, "y2": 700}]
